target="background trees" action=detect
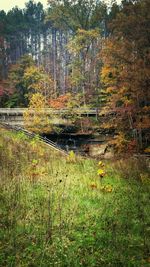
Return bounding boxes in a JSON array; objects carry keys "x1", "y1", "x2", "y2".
[
  {"x1": 101, "y1": 0, "x2": 150, "y2": 152},
  {"x1": 0, "y1": 0, "x2": 110, "y2": 106},
  {"x1": 8, "y1": 55, "x2": 35, "y2": 106},
  {"x1": 67, "y1": 28, "x2": 101, "y2": 105}
]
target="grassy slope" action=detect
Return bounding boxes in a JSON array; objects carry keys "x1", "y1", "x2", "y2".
[{"x1": 0, "y1": 127, "x2": 150, "y2": 267}]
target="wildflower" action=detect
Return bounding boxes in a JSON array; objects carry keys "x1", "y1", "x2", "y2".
[
  {"x1": 100, "y1": 185, "x2": 113, "y2": 193},
  {"x1": 90, "y1": 183, "x2": 97, "y2": 189},
  {"x1": 105, "y1": 185, "x2": 113, "y2": 192},
  {"x1": 97, "y1": 169, "x2": 105, "y2": 177},
  {"x1": 98, "y1": 161, "x2": 104, "y2": 167}
]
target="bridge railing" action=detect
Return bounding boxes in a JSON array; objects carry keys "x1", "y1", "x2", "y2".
[
  {"x1": 0, "y1": 122, "x2": 68, "y2": 156},
  {"x1": 0, "y1": 108, "x2": 98, "y2": 115}
]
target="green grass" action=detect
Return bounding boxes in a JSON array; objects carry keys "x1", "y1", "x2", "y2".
[{"x1": 0, "y1": 127, "x2": 150, "y2": 267}]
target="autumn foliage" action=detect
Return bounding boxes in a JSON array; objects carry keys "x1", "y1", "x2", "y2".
[
  {"x1": 49, "y1": 94, "x2": 71, "y2": 109},
  {"x1": 101, "y1": 0, "x2": 150, "y2": 153}
]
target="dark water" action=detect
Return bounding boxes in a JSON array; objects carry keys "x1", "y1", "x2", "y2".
[{"x1": 43, "y1": 133, "x2": 105, "y2": 154}]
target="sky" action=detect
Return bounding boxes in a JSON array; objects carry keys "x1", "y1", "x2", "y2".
[
  {"x1": 0, "y1": 0, "x2": 122, "y2": 12},
  {"x1": 0, "y1": 0, "x2": 48, "y2": 12}
]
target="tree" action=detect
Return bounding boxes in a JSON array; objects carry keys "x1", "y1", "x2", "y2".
[
  {"x1": 49, "y1": 93, "x2": 71, "y2": 109},
  {"x1": 47, "y1": 0, "x2": 108, "y2": 32},
  {"x1": 6, "y1": 7, "x2": 28, "y2": 63},
  {"x1": 24, "y1": 1, "x2": 45, "y2": 63},
  {"x1": 46, "y1": 0, "x2": 108, "y2": 95},
  {"x1": 7, "y1": 54, "x2": 54, "y2": 107},
  {"x1": 68, "y1": 28, "x2": 101, "y2": 105},
  {"x1": 0, "y1": 10, "x2": 8, "y2": 80},
  {"x1": 22, "y1": 60, "x2": 54, "y2": 133},
  {"x1": 24, "y1": 92, "x2": 52, "y2": 133},
  {"x1": 23, "y1": 65, "x2": 54, "y2": 101},
  {"x1": 101, "y1": 0, "x2": 150, "y2": 152},
  {"x1": 0, "y1": 80, "x2": 14, "y2": 107},
  {"x1": 8, "y1": 55, "x2": 35, "y2": 106}
]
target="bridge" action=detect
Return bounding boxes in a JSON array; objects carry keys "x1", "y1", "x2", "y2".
[{"x1": 0, "y1": 108, "x2": 99, "y2": 127}]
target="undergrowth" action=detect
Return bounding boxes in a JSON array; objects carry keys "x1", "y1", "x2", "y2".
[{"x1": 0, "y1": 127, "x2": 150, "y2": 267}]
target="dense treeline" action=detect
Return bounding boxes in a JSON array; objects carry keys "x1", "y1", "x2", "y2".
[
  {"x1": 0, "y1": 0, "x2": 118, "y2": 105},
  {"x1": 0, "y1": 0, "x2": 149, "y2": 152}
]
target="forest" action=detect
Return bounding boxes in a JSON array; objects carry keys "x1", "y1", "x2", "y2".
[
  {"x1": 0, "y1": 0, "x2": 149, "y2": 152},
  {"x1": 0, "y1": 0, "x2": 150, "y2": 266}
]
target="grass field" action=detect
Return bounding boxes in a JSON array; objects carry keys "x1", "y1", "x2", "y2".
[{"x1": 0, "y1": 127, "x2": 150, "y2": 267}]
